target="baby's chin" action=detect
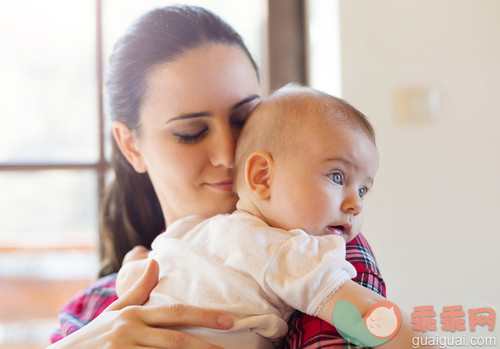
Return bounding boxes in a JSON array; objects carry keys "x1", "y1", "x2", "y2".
[{"x1": 346, "y1": 231, "x2": 360, "y2": 243}]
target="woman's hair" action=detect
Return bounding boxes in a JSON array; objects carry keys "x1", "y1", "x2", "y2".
[{"x1": 100, "y1": 5, "x2": 258, "y2": 277}]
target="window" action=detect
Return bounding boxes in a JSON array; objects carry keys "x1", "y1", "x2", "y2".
[
  {"x1": 305, "y1": 0, "x2": 342, "y2": 97},
  {"x1": 0, "y1": 0, "x2": 100, "y2": 247},
  {"x1": 0, "y1": 0, "x2": 101, "y2": 345},
  {"x1": 0, "y1": 0, "x2": 265, "y2": 347}
]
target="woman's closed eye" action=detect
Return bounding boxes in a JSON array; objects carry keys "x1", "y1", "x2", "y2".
[
  {"x1": 231, "y1": 118, "x2": 247, "y2": 129},
  {"x1": 230, "y1": 107, "x2": 254, "y2": 129},
  {"x1": 173, "y1": 128, "x2": 208, "y2": 144},
  {"x1": 229, "y1": 94, "x2": 261, "y2": 129}
]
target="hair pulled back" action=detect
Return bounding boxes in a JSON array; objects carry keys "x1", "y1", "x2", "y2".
[{"x1": 100, "y1": 5, "x2": 258, "y2": 276}]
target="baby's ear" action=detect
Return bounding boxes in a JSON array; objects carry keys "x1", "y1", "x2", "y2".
[{"x1": 245, "y1": 151, "x2": 273, "y2": 200}]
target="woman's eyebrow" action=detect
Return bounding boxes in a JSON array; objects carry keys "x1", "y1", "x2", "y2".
[
  {"x1": 166, "y1": 94, "x2": 260, "y2": 124},
  {"x1": 231, "y1": 94, "x2": 260, "y2": 111},
  {"x1": 166, "y1": 111, "x2": 211, "y2": 123}
]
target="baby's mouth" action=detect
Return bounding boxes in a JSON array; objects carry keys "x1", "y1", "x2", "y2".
[{"x1": 326, "y1": 224, "x2": 352, "y2": 238}]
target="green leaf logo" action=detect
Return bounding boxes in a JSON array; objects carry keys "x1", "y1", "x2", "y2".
[{"x1": 332, "y1": 300, "x2": 402, "y2": 347}]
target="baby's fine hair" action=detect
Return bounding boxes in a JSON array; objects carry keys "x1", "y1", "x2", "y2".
[{"x1": 235, "y1": 84, "x2": 376, "y2": 176}]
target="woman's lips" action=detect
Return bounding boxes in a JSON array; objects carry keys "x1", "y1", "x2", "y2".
[{"x1": 207, "y1": 180, "x2": 233, "y2": 192}]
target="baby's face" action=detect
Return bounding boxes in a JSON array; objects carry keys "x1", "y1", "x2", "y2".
[{"x1": 266, "y1": 115, "x2": 378, "y2": 241}]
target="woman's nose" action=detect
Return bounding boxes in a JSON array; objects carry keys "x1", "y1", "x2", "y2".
[
  {"x1": 210, "y1": 124, "x2": 236, "y2": 169},
  {"x1": 341, "y1": 190, "x2": 363, "y2": 216}
]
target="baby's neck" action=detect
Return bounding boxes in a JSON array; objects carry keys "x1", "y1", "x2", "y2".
[{"x1": 235, "y1": 198, "x2": 269, "y2": 226}]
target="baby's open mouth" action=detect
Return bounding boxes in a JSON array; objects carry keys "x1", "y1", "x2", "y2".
[{"x1": 326, "y1": 224, "x2": 351, "y2": 238}]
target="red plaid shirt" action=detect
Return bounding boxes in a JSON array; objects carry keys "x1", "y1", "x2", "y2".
[{"x1": 51, "y1": 233, "x2": 385, "y2": 347}]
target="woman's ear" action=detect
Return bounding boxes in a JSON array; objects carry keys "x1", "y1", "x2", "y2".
[
  {"x1": 112, "y1": 121, "x2": 147, "y2": 173},
  {"x1": 245, "y1": 151, "x2": 273, "y2": 200}
]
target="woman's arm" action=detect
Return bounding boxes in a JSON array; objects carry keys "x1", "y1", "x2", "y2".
[{"x1": 49, "y1": 258, "x2": 234, "y2": 349}]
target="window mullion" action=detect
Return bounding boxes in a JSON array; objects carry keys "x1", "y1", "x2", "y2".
[{"x1": 95, "y1": 0, "x2": 106, "y2": 207}]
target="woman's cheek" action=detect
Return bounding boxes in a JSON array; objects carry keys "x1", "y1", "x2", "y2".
[{"x1": 172, "y1": 146, "x2": 207, "y2": 179}]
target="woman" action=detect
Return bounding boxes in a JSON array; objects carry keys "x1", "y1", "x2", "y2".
[{"x1": 50, "y1": 5, "x2": 385, "y2": 348}]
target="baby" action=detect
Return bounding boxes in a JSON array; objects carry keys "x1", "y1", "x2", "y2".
[{"x1": 116, "y1": 85, "x2": 421, "y2": 348}]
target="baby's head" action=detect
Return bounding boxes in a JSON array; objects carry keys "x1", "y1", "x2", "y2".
[{"x1": 235, "y1": 85, "x2": 378, "y2": 241}]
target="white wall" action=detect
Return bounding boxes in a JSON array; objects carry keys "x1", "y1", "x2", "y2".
[{"x1": 337, "y1": 0, "x2": 500, "y2": 323}]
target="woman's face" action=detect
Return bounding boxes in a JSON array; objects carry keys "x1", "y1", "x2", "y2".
[{"x1": 135, "y1": 44, "x2": 260, "y2": 225}]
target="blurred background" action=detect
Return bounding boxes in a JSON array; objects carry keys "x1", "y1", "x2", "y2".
[{"x1": 0, "y1": 0, "x2": 498, "y2": 347}]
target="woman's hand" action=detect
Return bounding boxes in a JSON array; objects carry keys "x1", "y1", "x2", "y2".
[
  {"x1": 122, "y1": 245, "x2": 150, "y2": 265},
  {"x1": 116, "y1": 245, "x2": 153, "y2": 296},
  {"x1": 48, "y1": 259, "x2": 234, "y2": 349}
]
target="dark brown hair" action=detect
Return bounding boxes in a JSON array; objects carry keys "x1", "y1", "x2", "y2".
[{"x1": 100, "y1": 5, "x2": 258, "y2": 276}]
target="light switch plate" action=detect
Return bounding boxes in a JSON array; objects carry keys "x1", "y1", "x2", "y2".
[{"x1": 394, "y1": 87, "x2": 440, "y2": 125}]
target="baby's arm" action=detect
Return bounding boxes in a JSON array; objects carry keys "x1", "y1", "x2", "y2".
[
  {"x1": 116, "y1": 246, "x2": 151, "y2": 298},
  {"x1": 317, "y1": 280, "x2": 435, "y2": 348}
]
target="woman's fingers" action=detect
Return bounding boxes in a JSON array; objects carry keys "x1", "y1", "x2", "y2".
[
  {"x1": 111, "y1": 306, "x2": 232, "y2": 349},
  {"x1": 114, "y1": 324, "x2": 225, "y2": 349},
  {"x1": 144, "y1": 328, "x2": 224, "y2": 349},
  {"x1": 108, "y1": 257, "x2": 234, "y2": 329},
  {"x1": 136, "y1": 303, "x2": 234, "y2": 330},
  {"x1": 99, "y1": 258, "x2": 233, "y2": 348},
  {"x1": 108, "y1": 258, "x2": 160, "y2": 311},
  {"x1": 109, "y1": 257, "x2": 234, "y2": 330}
]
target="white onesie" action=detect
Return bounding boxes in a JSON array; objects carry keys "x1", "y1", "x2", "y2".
[{"x1": 147, "y1": 211, "x2": 356, "y2": 348}]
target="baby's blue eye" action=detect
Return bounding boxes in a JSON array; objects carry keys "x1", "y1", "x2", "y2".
[
  {"x1": 358, "y1": 187, "x2": 367, "y2": 198},
  {"x1": 328, "y1": 172, "x2": 344, "y2": 185}
]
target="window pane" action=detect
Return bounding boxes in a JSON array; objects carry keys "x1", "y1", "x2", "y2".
[
  {"x1": 306, "y1": 0, "x2": 342, "y2": 97},
  {"x1": 0, "y1": 170, "x2": 98, "y2": 248},
  {"x1": 0, "y1": 0, "x2": 98, "y2": 163}
]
